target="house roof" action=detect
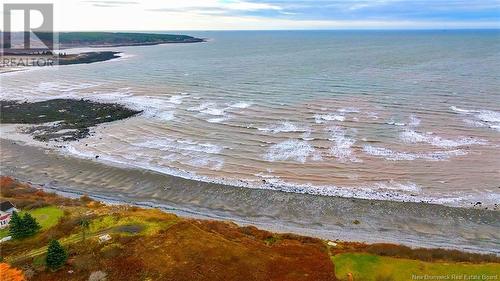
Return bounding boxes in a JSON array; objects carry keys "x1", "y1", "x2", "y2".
[{"x1": 0, "y1": 201, "x2": 15, "y2": 212}]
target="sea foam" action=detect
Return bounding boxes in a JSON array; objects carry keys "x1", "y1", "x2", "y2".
[
  {"x1": 230, "y1": 102, "x2": 253, "y2": 109},
  {"x1": 258, "y1": 121, "x2": 309, "y2": 133},
  {"x1": 451, "y1": 106, "x2": 500, "y2": 132},
  {"x1": 132, "y1": 138, "x2": 223, "y2": 155},
  {"x1": 363, "y1": 145, "x2": 467, "y2": 161},
  {"x1": 400, "y1": 130, "x2": 486, "y2": 148},
  {"x1": 327, "y1": 126, "x2": 360, "y2": 162},
  {"x1": 264, "y1": 139, "x2": 321, "y2": 163},
  {"x1": 314, "y1": 114, "x2": 345, "y2": 124}
]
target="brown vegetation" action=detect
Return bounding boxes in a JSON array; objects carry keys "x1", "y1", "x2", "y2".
[
  {"x1": 1, "y1": 176, "x2": 336, "y2": 281},
  {"x1": 2, "y1": 176, "x2": 498, "y2": 281}
]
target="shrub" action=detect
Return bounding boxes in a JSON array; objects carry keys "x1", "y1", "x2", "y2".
[{"x1": 23, "y1": 200, "x2": 48, "y2": 210}]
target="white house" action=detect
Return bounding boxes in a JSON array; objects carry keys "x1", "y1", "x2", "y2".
[{"x1": 0, "y1": 201, "x2": 17, "y2": 229}]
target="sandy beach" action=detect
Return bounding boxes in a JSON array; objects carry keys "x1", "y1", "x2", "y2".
[{"x1": 1, "y1": 139, "x2": 499, "y2": 254}]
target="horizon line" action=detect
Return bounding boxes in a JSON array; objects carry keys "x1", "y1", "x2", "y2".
[{"x1": 4, "y1": 28, "x2": 500, "y2": 33}]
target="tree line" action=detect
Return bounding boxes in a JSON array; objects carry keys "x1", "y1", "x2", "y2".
[{"x1": 9, "y1": 211, "x2": 41, "y2": 239}]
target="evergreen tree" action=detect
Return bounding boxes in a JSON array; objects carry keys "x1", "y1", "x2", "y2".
[
  {"x1": 23, "y1": 213, "x2": 41, "y2": 237},
  {"x1": 8, "y1": 211, "x2": 24, "y2": 239},
  {"x1": 46, "y1": 240, "x2": 67, "y2": 271},
  {"x1": 79, "y1": 218, "x2": 90, "y2": 242},
  {"x1": 8, "y1": 212, "x2": 41, "y2": 239}
]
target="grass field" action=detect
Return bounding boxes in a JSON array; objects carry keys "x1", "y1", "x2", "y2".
[
  {"x1": 0, "y1": 227, "x2": 9, "y2": 239},
  {"x1": 0, "y1": 206, "x2": 64, "y2": 239},
  {"x1": 22, "y1": 206, "x2": 64, "y2": 230},
  {"x1": 332, "y1": 253, "x2": 500, "y2": 281}
]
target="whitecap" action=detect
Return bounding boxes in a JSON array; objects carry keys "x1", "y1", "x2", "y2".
[
  {"x1": 400, "y1": 130, "x2": 486, "y2": 148},
  {"x1": 207, "y1": 116, "x2": 229, "y2": 123},
  {"x1": 476, "y1": 110, "x2": 500, "y2": 123},
  {"x1": 386, "y1": 119, "x2": 406, "y2": 126},
  {"x1": 463, "y1": 119, "x2": 487, "y2": 128},
  {"x1": 258, "y1": 121, "x2": 309, "y2": 133},
  {"x1": 363, "y1": 145, "x2": 467, "y2": 161},
  {"x1": 450, "y1": 106, "x2": 500, "y2": 132},
  {"x1": 327, "y1": 126, "x2": 360, "y2": 163},
  {"x1": 187, "y1": 102, "x2": 214, "y2": 112},
  {"x1": 301, "y1": 131, "x2": 314, "y2": 141},
  {"x1": 167, "y1": 94, "x2": 185, "y2": 105},
  {"x1": 408, "y1": 115, "x2": 421, "y2": 127},
  {"x1": 230, "y1": 102, "x2": 252, "y2": 109},
  {"x1": 338, "y1": 107, "x2": 360, "y2": 113},
  {"x1": 314, "y1": 114, "x2": 345, "y2": 124},
  {"x1": 132, "y1": 138, "x2": 222, "y2": 155},
  {"x1": 264, "y1": 140, "x2": 321, "y2": 163},
  {"x1": 201, "y1": 107, "x2": 225, "y2": 116},
  {"x1": 489, "y1": 124, "x2": 500, "y2": 131},
  {"x1": 363, "y1": 145, "x2": 416, "y2": 161},
  {"x1": 450, "y1": 106, "x2": 476, "y2": 114},
  {"x1": 188, "y1": 102, "x2": 226, "y2": 116}
]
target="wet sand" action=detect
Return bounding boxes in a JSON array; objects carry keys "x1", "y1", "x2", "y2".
[{"x1": 0, "y1": 139, "x2": 498, "y2": 254}]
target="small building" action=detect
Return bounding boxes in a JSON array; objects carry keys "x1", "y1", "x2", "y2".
[{"x1": 0, "y1": 201, "x2": 17, "y2": 229}]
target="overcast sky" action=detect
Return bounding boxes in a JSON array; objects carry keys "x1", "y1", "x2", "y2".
[{"x1": 2, "y1": 0, "x2": 499, "y2": 31}]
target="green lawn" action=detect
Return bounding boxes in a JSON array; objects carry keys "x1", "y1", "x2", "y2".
[
  {"x1": 0, "y1": 227, "x2": 9, "y2": 239},
  {"x1": 87, "y1": 214, "x2": 175, "y2": 236},
  {"x1": 332, "y1": 253, "x2": 500, "y2": 281},
  {"x1": 0, "y1": 206, "x2": 64, "y2": 238}
]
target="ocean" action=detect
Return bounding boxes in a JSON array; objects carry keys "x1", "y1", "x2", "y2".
[{"x1": 2, "y1": 30, "x2": 500, "y2": 208}]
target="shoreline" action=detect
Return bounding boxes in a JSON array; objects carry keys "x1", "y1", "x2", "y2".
[
  {"x1": 0, "y1": 93, "x2": 496, "y2": 211},
  {"x1": 1, "y1": 139, "x2": 499, "y2": 254},
  {"x1": 1, "y1": 118, "x2": 497, "y2": 210},
  {"x1": 2, "y1": 176, "x2": 497, "y2": 281},
  {"x1": 0, "y1": 99, "x2": 496, "y2": 210},
  {"x1": 1, "y1": 31, "x2": 206, "y2": 73},
  {"x1": 58, "y1": 38, "x2": 207, "y2": 49},
  {"x1": 0, "y1": 37, "x2": 205, "y2": 72}
]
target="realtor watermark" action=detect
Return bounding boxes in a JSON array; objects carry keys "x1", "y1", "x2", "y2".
[
  {"x1": 412, "y1": 274, "x2": 498, "y2": 280},
  {"x1": 1, "y1": 3, "x2": 59, "y2": 67},
  {"x1": 2, "y1": 55, "x2": 56, "y2": 67}
]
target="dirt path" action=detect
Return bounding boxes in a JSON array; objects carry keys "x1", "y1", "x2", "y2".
[{"x1": 6, "y1": 228, "x2": 111, "y2": 263}]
